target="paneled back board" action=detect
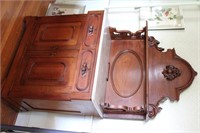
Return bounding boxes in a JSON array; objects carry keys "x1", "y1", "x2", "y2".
[{"x1": 101, "y1": 24, "x2": 197, "y2": 120}]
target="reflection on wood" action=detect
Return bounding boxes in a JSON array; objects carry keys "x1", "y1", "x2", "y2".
[{"x1": 1, "y1": 0, "x2": 54, "y2": 124}]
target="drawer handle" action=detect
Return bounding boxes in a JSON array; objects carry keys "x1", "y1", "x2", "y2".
[
  {"x1": 81, "y1": 62, "x2": 89, "y2": 77},
  {"x1": 88, "y1": 26, "x2": 94, "y2": 35}
]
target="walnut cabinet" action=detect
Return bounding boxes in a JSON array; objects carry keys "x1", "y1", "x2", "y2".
[{"x1": 2, "y1": 10, "x2": 197, "y2": 120}]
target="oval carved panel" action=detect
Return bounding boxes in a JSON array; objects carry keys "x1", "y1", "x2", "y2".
[
  {"x1": 111, "y1": 50, "x2": 143, "y2": 98},
  {"x1": 76, "y1": 50, "x2": 94, "y2": 91}
]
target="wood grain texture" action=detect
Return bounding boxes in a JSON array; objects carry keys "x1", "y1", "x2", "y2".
[
  {"x1": 1, "y1": 0, "x2": 54, "y2": 125},
  {"x1": 1, "y1": 0, "x2": 54, "y2": 84},
  {"x1": 102, "y1": 28, "x2": 147, "y2": 120},
  {"x1": 2, "y1": 11, "x2": 104, "y2": 116},
  {"x1": 102, "y1": 26, "x2": 197, "y2": 120}
]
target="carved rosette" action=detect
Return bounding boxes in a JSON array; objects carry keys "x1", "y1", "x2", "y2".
[{"x1": 162, "y1": 65, "x2": 181, "y2": 81}]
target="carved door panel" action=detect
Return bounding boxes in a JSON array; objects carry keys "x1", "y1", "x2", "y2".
[
  {"x1": 8, "y1": 50, "x2": 78, "y2": 100},
  {"x1": 27, "y1": 15, "x2": 87, "y2": 51}
]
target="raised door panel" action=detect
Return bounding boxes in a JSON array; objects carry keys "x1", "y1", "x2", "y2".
[
  {"x1": 8, "y1": 51, "x2": 78, "y2": 100},
  {"x1": 27, "y1": 15, "x2": 87, "y2": 51},
  {"x1": 33, "y1": 23, "x2": 81, "y2": 50},
  {"x1": 21, "y1": 57, "x2": 73, "y2": 86}
]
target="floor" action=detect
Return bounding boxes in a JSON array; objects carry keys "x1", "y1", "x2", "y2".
[{"x1": 0, "y1": 0, "x2": 54, "y2": 124}]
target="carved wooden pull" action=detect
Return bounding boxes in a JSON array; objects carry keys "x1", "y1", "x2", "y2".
[
  {"x1": 88, "y1": 26, "x2": 94, "y2": 35},
  {"x1": 81, "y1": 62, "x2": 89, "y2": 77},
  {"x1": 162, "y1": 65, "x2": 181, "y2": 81}
]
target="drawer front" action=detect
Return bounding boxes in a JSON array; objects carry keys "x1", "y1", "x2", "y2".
[{"x1": 84, "y1": 12, "x2": 103, "y2": 48}]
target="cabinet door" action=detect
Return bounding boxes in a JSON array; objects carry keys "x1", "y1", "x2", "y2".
[
  {"x1": 8, "y1": 50, "x2": 78, "y2": 100},
  {"x1": 28, "y1": 15, "x2": 87, "y2": 51}
]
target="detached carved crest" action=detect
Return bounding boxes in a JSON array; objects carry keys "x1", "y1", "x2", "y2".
[{"x1": 101, "y1": 25, "x2": 197, "y2": 120}]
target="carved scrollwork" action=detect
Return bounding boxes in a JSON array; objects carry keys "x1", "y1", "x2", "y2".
[
  {"x1": 109, "y1": 27, "x2": 145, "y2": 40},
  {"x1": 162, "y1": 65, "x2": 181, "y2": 81},
  {"x1": 148, "y1": 104, "x2": 162, "y2": 118},
  {"x1": 101, "y1": 103, "x2": 145, "y2": 114},
  {"x1": 147, "y1": 36, "x2": 164, "y2": 51}
]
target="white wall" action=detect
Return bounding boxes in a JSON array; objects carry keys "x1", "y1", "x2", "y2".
[{"x1": 16, "y1": 1, "x2": 200, "y2": 133}]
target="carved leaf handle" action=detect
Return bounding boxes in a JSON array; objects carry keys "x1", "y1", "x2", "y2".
[
  {"x1": 81, "y1": 62, "x2": 89, "y2": 77},
  {"x1": 88, "y1": 25, "x2": 94, "y2": 35}
]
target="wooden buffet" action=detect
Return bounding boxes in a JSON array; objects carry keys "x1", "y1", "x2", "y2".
[{"x1": 2, "y1": 10, "x2": 197, "y2": 120}]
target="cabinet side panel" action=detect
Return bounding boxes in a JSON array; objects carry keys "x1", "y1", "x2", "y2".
[{"x1": 92, "y1": 10, "x2": 110, "y2": 117}]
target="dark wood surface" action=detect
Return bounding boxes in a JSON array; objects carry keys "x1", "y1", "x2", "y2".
[
  {"x1": 147, "y1": 37, "x2": 197, "y2": 118},
  {"x1": 101, "y1": 26, "x2": 197, "y2": 120},
  {"x1": 2, "y1": 11, "x2": 104, "y2": 115},
  {"x1": 1, "y1": 3, "x2": 197, "y2": 120},
  {"x1": 102, "y1": 27, "x2": 147, "y2": 120},
  {"x1": 1, "y1": 0, "x2": 54, "y2": 124}
]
